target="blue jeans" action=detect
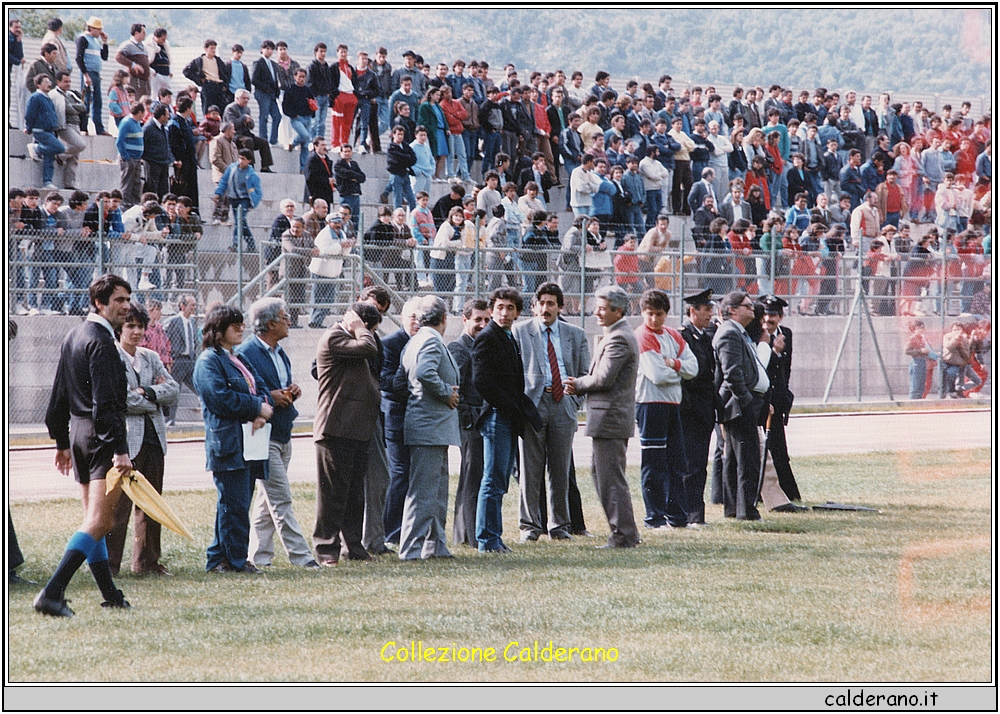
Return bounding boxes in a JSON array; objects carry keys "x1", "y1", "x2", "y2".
[
  {"x1": 30, "y1": 247, "x2": 59, "y2": 310},
  {"x1": 309, "y1": 272, "x2": 337, "y2": 328},
  {"x1": 311, "y1": 95, "x2": 330, "y2": 140},
  {"x1": 644, "y1": 191, "x2": 663, "y2": 231},
  {"x1": 382, "y1": 430, "x2": 410, "y2": 544},
  {"x1": 477, "y1": 409, "x2": 516, "y2": 551},
  {"x1": 391, "y1": 173, "x2": 416, "y2": 210},
  {"x1": 355, "y1": 99, "x2": 371, "y2": 147},
  {"x1": 68, "y1": 241, "x2": 97, "y2": 313},
  {"x1": 376, "y1": 97, "x2": 390, "y2": 135},
  {"x1": 448, "y1": 133, "x2": 470, "y2": 179},
  {"x1": 909, "y1": 357, "x2": 927, "y2": 400},
  {"x1": 462, "y1": 130, "x2": 475, "y2": 174},
  {"x1": 481, "y1": 131, "x2": 501, "y2": 173},
  {"x1": 32, "y1": 130, "x2": 66, "y2": 185},
  {"x1": 340, "y1": 194, "x2": 360, "y2": 223},
  {"x1": 206, "y1": 467, "x2": 253, "y2": 571},
  {"x1": 82, "y1": 71, "x2": 103, "y2": 134},
  {"x1": 256, "y1": 91, "x2": 282, "y2": 145},
  {"x1": 635, "y1": 403, "x2": 689, "y2": 528},
  {"x1": 288, "y1": 116, "x2": 312, "y2": 171},
  {"x1": 230, "y1": 198, "x2": 255, "y2": 252}
]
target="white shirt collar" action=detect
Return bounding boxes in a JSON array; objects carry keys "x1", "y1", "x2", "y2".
[{"x1": 86, "y1": 313, "x2": 114, "y2": 336}]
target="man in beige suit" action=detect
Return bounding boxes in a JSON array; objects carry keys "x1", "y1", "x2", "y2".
[
  {"x1": 565, "y1": 285, "x2": 641, "y2": 549},
  {"x1": 313, "y1": 301, "x2": 383, "y2": 565}
]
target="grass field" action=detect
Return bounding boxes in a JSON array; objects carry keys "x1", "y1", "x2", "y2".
[{"x1": 7, "y1": 448, "x2": 991, "y2": 683}]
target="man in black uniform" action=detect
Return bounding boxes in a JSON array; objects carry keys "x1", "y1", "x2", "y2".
[
  {"x1": 679, "y1": 289, "x2": 718, "y2": 525},
  {"x1": 36, "y1": 274, "x2": 134, "y2": 617},
  {"x1": 761, "y1": 295, "x2": 801, "y2": 501}
]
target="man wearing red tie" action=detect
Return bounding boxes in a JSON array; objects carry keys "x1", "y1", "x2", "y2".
[{"x1": 512, "y1": 283, "x2": 590, "y2": 542}]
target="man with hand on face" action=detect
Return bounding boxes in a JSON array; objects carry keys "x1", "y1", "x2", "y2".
[
  {"x1": 313, "y1": 302, "x2": 383, "y2": 566},
  {"x1": 760, "y1": 295, "x2": 802, "y2": 505},
  {"x1": 512, "y1": 283, "x2": 589, "y2": 542},
  {"x1": 564, "y1": 285, "x2": 642, "y2": 549},
  {"x1": 448, "y1": 299, "x2": 490, "y2": 547},
  {"x1": 472, "y1": 288, "x2": 541, "y2": 553}
]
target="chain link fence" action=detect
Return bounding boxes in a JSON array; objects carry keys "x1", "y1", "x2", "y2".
[{"x1": 7, "y1": 201, "x2": 991, "y2": 427}]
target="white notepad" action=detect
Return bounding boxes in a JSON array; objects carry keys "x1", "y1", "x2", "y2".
[{"x1": 242, "y1": 422, "x2": 272, "y2": 461}]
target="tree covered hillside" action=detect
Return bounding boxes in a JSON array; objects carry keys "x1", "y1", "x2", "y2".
[{"x1": 16, "y1": 7, "x2": 992, "y2": 96}]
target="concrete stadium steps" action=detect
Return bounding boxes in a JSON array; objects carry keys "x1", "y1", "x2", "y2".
[{"x1": 10, "y1": 127, "x2": 577, "y2": 233}]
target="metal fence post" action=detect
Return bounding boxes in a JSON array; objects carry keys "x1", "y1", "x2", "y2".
[
  {"x1": 938, "y1": 239, "x2": 948, "y2": 398},
  {"x1": 97, "y1": 198, "x2": 105, "y2": 275},
  {"x1": 678, "y1": 224, "x2": 686, "y2": 306},
  {"x1": 579, "y1": 229, "x2": 587, "y2": 329},
  {"x1": 236, "y1": 204, "x2": 244, "y2": 309},
  {"x1": 358, "y1": 213, "x2": 366, "y2": 295},
  {"x1": 474, "y1": 220, "x2": 481, "y2": 300}
]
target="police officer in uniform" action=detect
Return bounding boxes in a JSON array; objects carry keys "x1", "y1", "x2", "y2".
[
  {"x1": 761, "y1": 295, "x2": 801, "y2": 502},
  {"x1": 678, "y1": 289, "x2": 718, "y2": 524}
]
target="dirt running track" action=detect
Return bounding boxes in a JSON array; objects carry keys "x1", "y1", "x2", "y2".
[{"x1": 7, "y1": 409, "x2": 991, "y2": 502}]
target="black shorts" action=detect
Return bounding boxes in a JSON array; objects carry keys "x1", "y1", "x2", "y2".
[{"x1": 70, "y1": 416, "x2": 115, "y2": 485}]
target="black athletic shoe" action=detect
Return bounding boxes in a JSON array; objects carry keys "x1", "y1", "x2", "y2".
[{"x1": 33, "y1": 590, "x2": 74, "y2": 618}]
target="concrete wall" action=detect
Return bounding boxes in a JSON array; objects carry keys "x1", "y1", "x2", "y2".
[{"x1": 9, "y1": 311, "x2": 967, "y2": 425}]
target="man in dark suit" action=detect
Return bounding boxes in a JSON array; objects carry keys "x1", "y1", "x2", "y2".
[
  {"x1": 512, "y1": 283, "x2": 589, "y2": 542},
  {"x1": 687, "y1": 167, "x2": 717, "y2": 216},
  {"x1": 518, "y1": 152, "x2": 555, "y2": 204},
  {"x1": 448, "y1": 299, "x2": 490, "y2": 547},
  {"x1": 250, "y1": 40, "x2": 282, "y2": 146},
  {"x1": 761, "y1": 295, "x2": 802, "y2": 502},
  {"x1": 313, "y1": 302, "x2": 382, "y2": 565},
  {"x1": 718, "y1": 182, "x2": 752, "y2": 227},
  {"x1": 380, "y1": 298, "x2": 421, "y2": 546},
  {"x1": 565, "y1": 285, "x2": 642, "y2": 548},
  {"x1": 679, "y1": 289, "x2": 719, "y2": 525},
  {"x1": 358, "y1": 286, "x2": 392, "y2": 556},
  {"x1": 712, "y1": 290, "x2": 768, "y2": 520},
  {"x1": 236, "y1": 297, "x2": 319, "y2": 570},
  {"x1": 164, "y1": 293, "x2": 199, "y2": 425},
  {"x1": 304, "y1": 137, "x2": 335, "y2": 207},
  {"x1": 472, "y1": 287, "x2": 541, "y2": 553},
  {"x1": 36, "y1": 274, "x2": 134, "y2": 617}
]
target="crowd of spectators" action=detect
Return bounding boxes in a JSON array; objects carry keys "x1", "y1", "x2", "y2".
[{"x1": 8, "y1": 16, "x2": 993, "y2": 323}]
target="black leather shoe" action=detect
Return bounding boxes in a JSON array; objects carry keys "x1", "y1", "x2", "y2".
[
  {"x1": 101, "y1": 589, "x2": 131, "y2": 609},
  {"x1": 34, "y1": 590, "x2": 74, "y2": 617},
  {"x1": 208, "y1": 562, "x2": 233, "y2": 574},
  {"x1": 239, "y1": 563, "x2": 263, "y2": 574},
  {"x1": 519, "y1": 532, "x2": 540, "y2": 542},
  {"x1": 549, "y1": 531, "x2": 572, "y2": 540},
  {"x1": 259, "y1": 167, "x2": 275, "y2": 173}
]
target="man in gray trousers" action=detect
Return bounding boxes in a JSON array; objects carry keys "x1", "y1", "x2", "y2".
[
  {"x1": 565, "y1": 285, "x2": 641, "y2": 549},
  {"x1": 513, "y1": 283, "x2": 590, "y2": 542},
  {"x1": 397, "y1": 296, "x2": 461, "y2": 560}
]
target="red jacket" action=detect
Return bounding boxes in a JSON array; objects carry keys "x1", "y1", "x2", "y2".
[{"x1": 440, "y1": 98, "x2": 466, "y2": 135}]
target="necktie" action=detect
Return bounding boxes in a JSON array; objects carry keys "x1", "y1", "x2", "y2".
[
  {"x1": 546, "y1": 328, "x2": 563, "y2": 402},
  {"x1": 266, "y1": 58, "x2": 275, "y2": 82}
]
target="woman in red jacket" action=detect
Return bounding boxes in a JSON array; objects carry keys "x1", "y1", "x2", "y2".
[{"x1": 744, "y1": 155, "x2": 771, "y2": 212}]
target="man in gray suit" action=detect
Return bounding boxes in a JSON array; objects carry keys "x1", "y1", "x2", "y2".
[
  {"x1": 712, "y1": 290, "x2": 768, "y2": 521},
  {"x1": 565, "y1": 285, "x2": 641, "y2": 549},
  {"x1": 397, "y1": 296, "x2": 461, "y2": 560},
  {"x1": 164, "y1": 293, "x2": 199, "y2": 425},
  {"x1": 513, "y1": 283, "x2": 590, "y2": 542}
]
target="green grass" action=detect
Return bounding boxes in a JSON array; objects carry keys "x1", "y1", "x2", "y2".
[{"x1": 7, "y1": 448, "x2": 991, "y2": 682}]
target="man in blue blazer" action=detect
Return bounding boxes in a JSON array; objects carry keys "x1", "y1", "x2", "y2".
[
  {"x1": 237, "y1": 297, "x2": 319, "y2": 570},
  {"x1": 380, "y1": 297, "x2": 421, "y2": 546},
  {"x1": 512, "y1": 283, "x2": 589, "y2": 542}
]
